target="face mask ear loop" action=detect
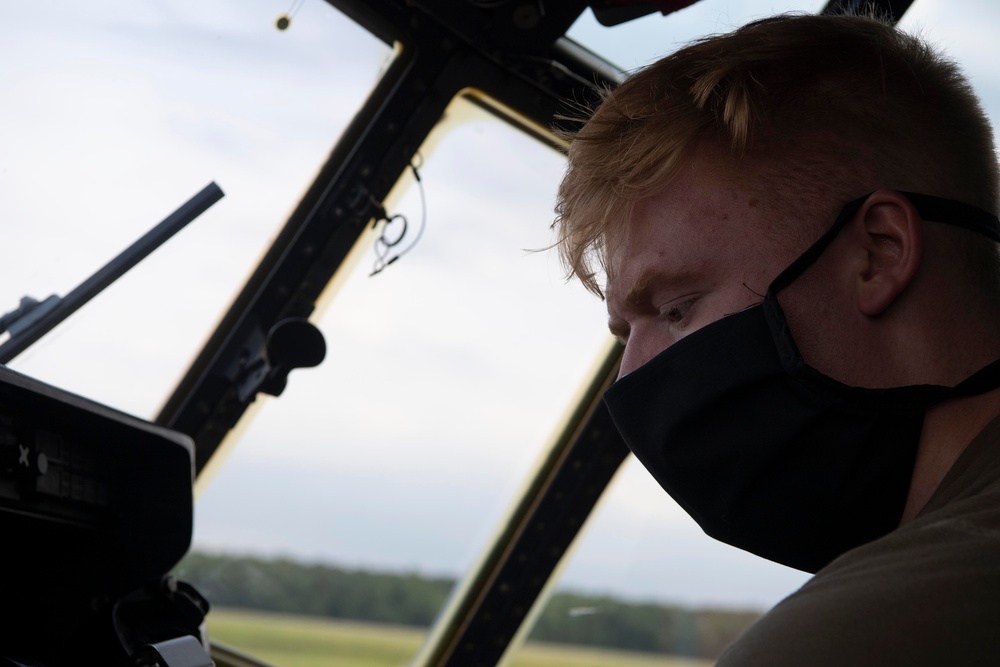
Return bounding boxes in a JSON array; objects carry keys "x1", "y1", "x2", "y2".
[
  {"x1": 766, "y1": 193, "x2": 873, "y2": 298},
  {"x1": 763, "y1": 190, "x2": 1000, "y2": 399},
  {"x1": 900, "y1": 191, "x2": 1000, "y2": 242},
  {"x1": 761, "y1": 194, "x2": 872, "y2": 376},
  {"x1": 767, "y1": 191, "x2": 1000, "y2": 299}
]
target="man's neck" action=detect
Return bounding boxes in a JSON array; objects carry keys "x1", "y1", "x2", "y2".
[{"x1": 900, "y1": 387, "x2": 1000, "y2": 524}]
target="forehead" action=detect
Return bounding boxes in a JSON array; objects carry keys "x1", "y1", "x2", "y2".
[{"x1": 605, "y1": 167, "x2": 778, "y2": 304}]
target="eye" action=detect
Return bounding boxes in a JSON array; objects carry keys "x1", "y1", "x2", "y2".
[{"x1": 658, "y1": 299, "x2": 694, "y2": 325}]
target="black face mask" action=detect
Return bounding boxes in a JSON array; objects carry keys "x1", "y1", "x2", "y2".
[{"x1": 604, "y1": 192, "x2": 1000, "y2": 573}]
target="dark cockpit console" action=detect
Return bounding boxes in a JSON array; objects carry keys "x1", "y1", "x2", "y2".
[{"x1": 0, "y1": 365, "x2": 208, "y2": 666}]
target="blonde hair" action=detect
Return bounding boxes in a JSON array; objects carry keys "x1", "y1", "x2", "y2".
[{"x1": 555, "y1": 13, "x2": 1000, "y2": 297}]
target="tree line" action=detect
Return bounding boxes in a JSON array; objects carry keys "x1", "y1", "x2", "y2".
[{"x1": 174, "y1": 551, "x2": 762, "y2": 660}]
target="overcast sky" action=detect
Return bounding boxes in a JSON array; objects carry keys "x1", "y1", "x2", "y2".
[{"x1": 2, "y1": 0, "x2": 998, "y2": 620}]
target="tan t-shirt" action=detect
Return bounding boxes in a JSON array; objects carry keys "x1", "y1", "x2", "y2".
[{"x1": 716, "y1": 414, "x2": 1000, "y2": 666}]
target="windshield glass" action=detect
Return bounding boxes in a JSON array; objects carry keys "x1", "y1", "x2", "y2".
[
  {"x1": 191, "y1": 95, "x2": 611, "y2": 662},
  {"x1": 565, "y1": 0, "x2": 826, "y2": 71},
  {"x1": 0, "y1": 0, "x2": 392, "y2": 418}
]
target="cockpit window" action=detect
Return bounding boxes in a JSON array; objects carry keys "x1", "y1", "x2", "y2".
[
  {"x1": 565, "y1": 1, "x2": 827, "y2": 71},
  {"x1": 0, "y1": 0, "x2": 392, "y2": 418},
  {"x1": 191, "y1": 95, "x2": 610, "y2": 662}
]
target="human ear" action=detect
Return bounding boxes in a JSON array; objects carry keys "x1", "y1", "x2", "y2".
[{"x1": 856, "y1": 190, "x2": 923, "y2": 317}]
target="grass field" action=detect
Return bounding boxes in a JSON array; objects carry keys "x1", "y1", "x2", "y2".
[{"x1": 206, "y1": 608, "x2": 712, "y2": 667}]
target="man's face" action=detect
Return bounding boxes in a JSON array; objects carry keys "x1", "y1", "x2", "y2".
[{"x1": 606, "y1": 154, "x2": 807, "y2": 378}]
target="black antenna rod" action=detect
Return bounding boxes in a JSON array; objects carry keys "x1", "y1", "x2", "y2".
[{"x1": 0, "y1": 182, "x2": 225, "y2": 364}]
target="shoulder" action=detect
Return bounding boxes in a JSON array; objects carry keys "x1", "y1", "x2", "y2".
[{"x1": 718, "y1": 488, "x2": 1000, "y2": 666}]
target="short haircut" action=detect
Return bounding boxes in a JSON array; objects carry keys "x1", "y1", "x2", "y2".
[{"x1": 555, "y1": 12, "x2": 1000, "y2": 298}]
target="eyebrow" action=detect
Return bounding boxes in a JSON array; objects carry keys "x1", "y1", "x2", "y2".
[
  {"x1": 607, "y1": 266, "x2": 695, "y2": 340},
  {"x1": 627, "y1": 266, "x2": 697, "y2": 306}
]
